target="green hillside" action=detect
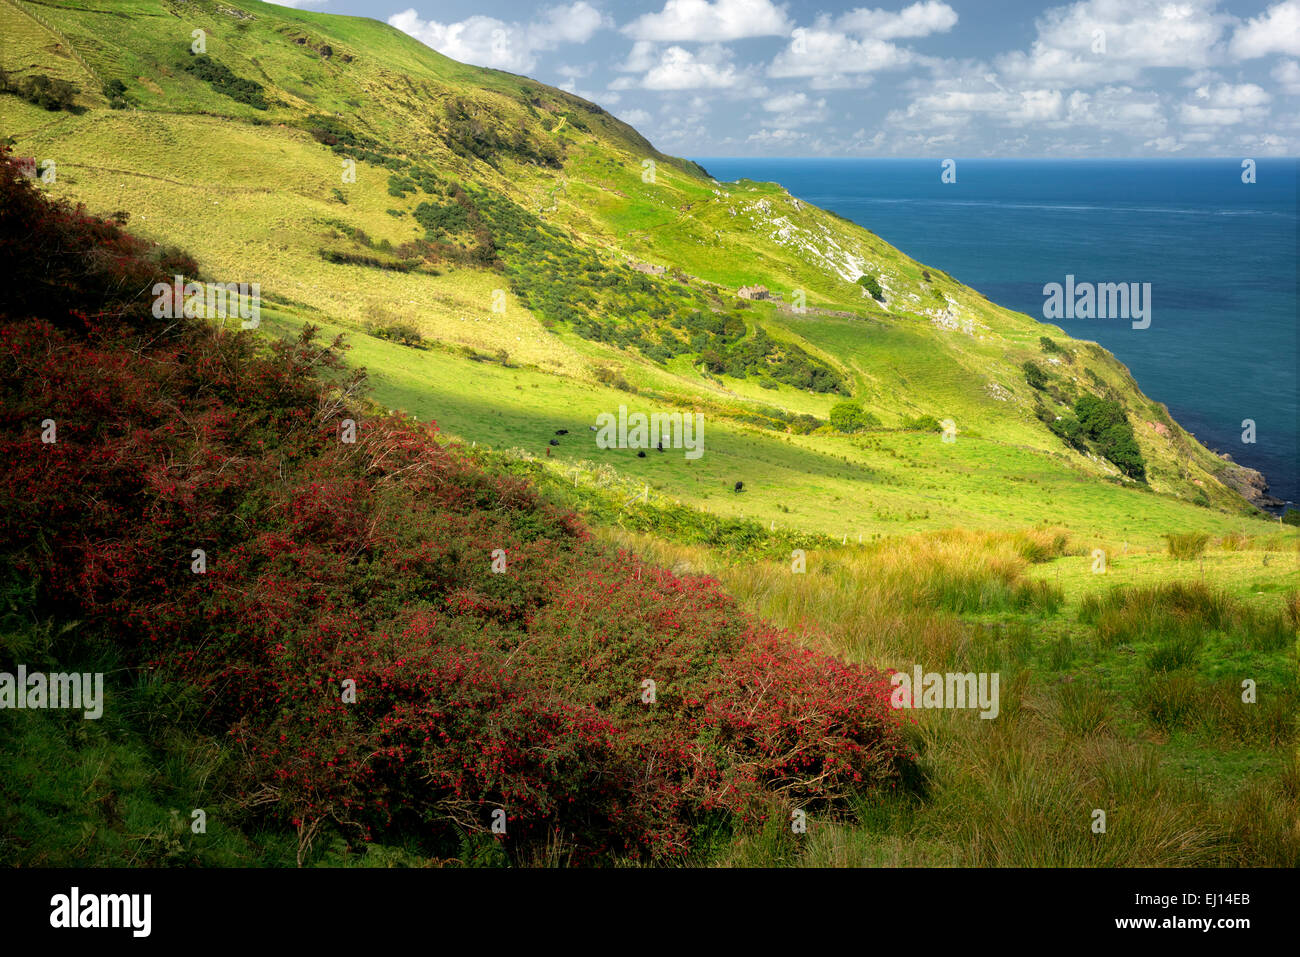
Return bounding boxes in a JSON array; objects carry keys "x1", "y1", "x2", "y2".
[{"x1": 0, "y1": 0, "x2": 1282, "y2": 553}]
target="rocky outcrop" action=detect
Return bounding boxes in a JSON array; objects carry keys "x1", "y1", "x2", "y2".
[{"x1": 1215, "y1": 453, "x2": 1284, "y2": 508}]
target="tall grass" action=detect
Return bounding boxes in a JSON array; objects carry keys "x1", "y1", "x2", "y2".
[
  {"x1": 1079, "y1": 581, "x2": 1292, "y2": 652},
  {"x1": 1163, "y1": 531, "x2": 1210, "y2": 560},
  {"x1": 602, "y1": 526, "x2": 1300, "y2": 867},
  {"x1": 604, "y1": 526, "x2": 1067, "y2": 673}
]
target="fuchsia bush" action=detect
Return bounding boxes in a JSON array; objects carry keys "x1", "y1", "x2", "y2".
[{"x1": 0, "y1": 151, "x2": 912, "y2": 862}]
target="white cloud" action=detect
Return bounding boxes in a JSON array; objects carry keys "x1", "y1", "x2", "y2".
[
  {"x1": 996, "y1": 0, "x2": 1233, "y2": 87},
  {"x1": 1178, "y1": 82, "x2": 1271, "y2": 124},
  {"x1": 622, "y1": 0, "x2": 792, "y2": 42},
  {"x1": 1062, "y1": 86, "x2": 1166, "y2": 132},
  {"x1": 1273, "y1": 59, "x2": 1300, "y2": 93},
  {"x1": 1144, "y1": 135, "x2": 1186, "y2": 152},
  {"x1": 535, "y1": 3, "x2": 610, "y2": 45},
  {"x1": 769, "y1": 27, "x2": 918, "y2": 77},
  {"x1": 1194, "y1": 81, "x2": 1271, "y2": 106},
  {"x1": 637, "y1": 44, "x2": 746, "y2": 89},
  {"x1": 836, "y1": 1, "x2": 958, "y2": 39},
  {"x1": 618, "y1": 108, "x2": 653, "y2": 125},
  {"x1": 806, "y1": 73, "x2": 875, "y2": 90},
  {"x1": 760, "y1": 91, "x2": 828, "y2": 126},
  {"x1": 746, "y1": 127, "x2": 807, "y2": 145},
  {"x1": 765, "y1": 4, "x2": 956, "y2": 80},
  {"x1": 762, "y1": 91, "x2": 809, "y2": 112},
  {"x1": 619, "y1": 40, "x2": 660, "y2": 72},
  {"x1": 388, "y1": 3, "x2": 609, "y2": 73},
  {"x1": 889, "y1": 81, "x2": 1071, "y2": 129},
  {"x1": 1230, "y1": 1, "x2": 1300, "y2": 58}
]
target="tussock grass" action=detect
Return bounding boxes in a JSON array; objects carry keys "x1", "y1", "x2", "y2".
[
  {"x1": 913, "y1": 717, "x2": 1215, "y2": 866},
  {"x1": 1146, "y1": 633, "x2": 1203, "y2": 672},
  {"x1": 1053, "y1": 677, "x2": 1114, "y2": 738},
  {"x1": 1164, "y1": 531, "x2": 1210, "y2": 560},
  {"x1": 1140, "y1": 668, "x2": 1297, "y2": 745},
  {"x1": 1080, "y1": 581, "x2": 1292, "y2": 652},
  {"x1": 1214, "y1": 764, "x2": 1300, "y2": 867},
  {"x1": 606, "y1": 526, "x2": 1066, "y2": 675},
  {"x1": 1218, "y1": 531, "x2": 1250, "y2": 551}
]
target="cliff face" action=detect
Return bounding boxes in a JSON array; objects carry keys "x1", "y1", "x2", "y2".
[{"x1": 1216, "y1": 454, "x2": 1285, "y2": 509}]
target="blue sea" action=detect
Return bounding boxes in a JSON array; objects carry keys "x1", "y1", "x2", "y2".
[{"x1": 694, "y1": 158, "x2": 1298, "y2": 508}]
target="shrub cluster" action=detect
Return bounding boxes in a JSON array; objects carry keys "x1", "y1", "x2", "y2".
[
  {"x1": 470, "y1": 188, "x2": 846, "y2": 394},
  {"x1": 1041, "y1": 393, "x2": 1146, "y2": 481},
  {"x1": 1022, "y1": 360, "x2": 1048, "y2": 391},
  {"x1": 0, "y1": 70, "x2": 79, "y2": 111},
  {"x1": 181, "y1": 51, "x2": 268, "y2": 109},
  {"x1": 829, "y1": 401, "x2": 880, "y2": 433},
  {"x1": 857, "y1": 273, "x2": 885, "y2": 302},
  {"x1": 441, "y1": 95, "x2": 562, "y2": 170}
]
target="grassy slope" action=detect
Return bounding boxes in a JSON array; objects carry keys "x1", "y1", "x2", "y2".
[
  {"x1": 1, "y1": 0, "x2": 1296, "y2": 870},
  {"x1": 0, "y1": 0, "x2": 1278, "y2": 553}
]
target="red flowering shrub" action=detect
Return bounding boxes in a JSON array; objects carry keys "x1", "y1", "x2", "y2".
[{"x1": 0, "y1": 150, "x2": 912, "y2": 863}]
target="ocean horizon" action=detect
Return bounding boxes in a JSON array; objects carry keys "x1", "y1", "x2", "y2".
[{"x1": 693, "y1": 157, "x2": 1298, "y2": 508}]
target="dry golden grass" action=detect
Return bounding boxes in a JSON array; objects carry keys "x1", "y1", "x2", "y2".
[{"x1": 604, "y1": 526, "x2": 1300, "y2": 867}]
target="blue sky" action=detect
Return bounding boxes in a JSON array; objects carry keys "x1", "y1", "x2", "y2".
[{"x1": 269, "y1": 0, "x2": 1300, "y2": 156}]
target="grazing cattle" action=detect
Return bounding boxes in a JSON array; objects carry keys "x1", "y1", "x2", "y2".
[{"x1": 734, "y1": 481, "x2": 744, "y2": 492}]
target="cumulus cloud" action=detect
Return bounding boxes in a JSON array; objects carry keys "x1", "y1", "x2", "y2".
[
  {"x1": 996, "y1": 0, "x2": 1233, "y2": 86},
  {"x1": 835, "y1": 1, "x2": 958, "y2": 39},
  {"x1": 619, "y1": 40, "x2": 661, "y2": 72},
  {"x1": 1144, "y1": 135, "x2": 1187, "y2": 152},
  {"x1": 622, "y1": 0, "x2": 792, "y2": 42},
  {"x1": 1230, "y1": 0, "x2": 1300, "y2": 58},
  {"x1": 887, "y1": 80, "x2": 1071, "y2": 129},
  {"x1": 634, "y1": 44, "x2": 746, "y2": 89},
  {"x1": 762, "y1": 91, "x2": 811, "y2": 112},
  {"x1": 746, "y1": 127, "x2": 807, "y2": 145},
  {"x1": 1273, "y1": 59, "x2": 1300, "y2": 93},
  {"x1": 1061, "y1": 86, "x2": 1166, "y2": 132},
  {"x1": 1178, "y1": 81, "x2": 1271, "y2": 124},
  {"x1": 760, "y1": 90, "x2": 829, "y2": 126},
  {"x1": 617, "y1": 107, "x2": 653, "y2": 125},
  {"x1": 764, "y1": 3, "x2": 954, "y2": 79},
  {"x1": 769, "y1": 28, "x2": 918, "y2": 77},
  {"x1": 388, "y1": 3, "x2": 609, "y2": 73}
]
